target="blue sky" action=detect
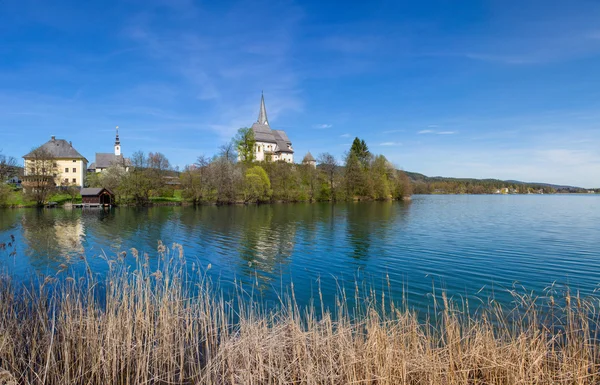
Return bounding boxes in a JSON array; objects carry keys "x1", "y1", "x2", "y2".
[{"x1": 1, "y1": 0, "x2": 599, "y2": 187}]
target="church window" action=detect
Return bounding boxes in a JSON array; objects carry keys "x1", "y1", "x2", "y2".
[
  {"x1": 73, "y1": 168, "x2": 76, "y2": 173},
  {"x1": 65, "y1": 168, "x2": 69, "y2": 173},
  {"x1": 72, "y1": 178, "x2": 76, "y2": 183}
]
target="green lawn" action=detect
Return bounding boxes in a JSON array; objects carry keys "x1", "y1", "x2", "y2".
[
  {"x1": 5, "y1": 191, "x2": 81, "y2": 207},
  {"x1": 150, "y1": 190, "x2": 183, "y2": 203}
]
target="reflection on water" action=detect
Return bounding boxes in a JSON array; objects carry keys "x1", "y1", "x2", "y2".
[
  {"x1": 21, "y1": 209, "x2": 85, "y2": 265},
  {"x1": 2, "y1": 196, "x2": 600, "y2": 313}
]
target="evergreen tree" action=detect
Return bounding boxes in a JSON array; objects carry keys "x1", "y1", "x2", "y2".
[{"x1": 350, "y1": 137, "x2": 371, "y2": 167}]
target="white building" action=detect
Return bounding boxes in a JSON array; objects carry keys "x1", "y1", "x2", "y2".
[
  {"x1": 88, "y1": 126, "x2": 131, "y2": 172},
  {"x1": 250, "y1": 94, "x2": 294, "y2": 163}
]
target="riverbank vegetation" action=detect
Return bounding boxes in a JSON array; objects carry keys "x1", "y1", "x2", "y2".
[
  {"x1": 85, "y1": 136, "x2": 412, "y2": 206},
  {"x1": 0, "y1": 245, "x2": 599, "y2": 384}
]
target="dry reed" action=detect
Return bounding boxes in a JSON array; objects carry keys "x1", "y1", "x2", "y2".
[{"x1": 0, "y1": 243, "x2": 599, "y2": 384}]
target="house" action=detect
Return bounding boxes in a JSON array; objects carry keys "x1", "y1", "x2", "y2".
[
  {"x1": 88, "y1": 127, "x2": 131, "y2": 173},
  {"x1": 5, "y1": 176, "x2": 21, "y2": 188},
  {"x1": 22, "y1": 136, "x2": 88, "y2": 189},
  {"x1": 80, "y1": 187, "x2": 114, "y2": 206},
  {"x1": 249, "y1": 93, "x2": 294, "y2": 163},
  {"x1": 302, "y1": 152, "x2": 316, "y2": 168}
]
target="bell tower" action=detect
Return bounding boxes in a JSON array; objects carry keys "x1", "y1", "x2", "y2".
[{"x1": 114, "y1": 126, "x2": 121, "y2": 156}]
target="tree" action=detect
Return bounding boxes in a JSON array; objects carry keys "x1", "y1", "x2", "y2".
[
  {"x1": 64, "y1": 184, "x2": 80, "y2": 203},
  {"x1": 299, "y1": 163, "x2": 320, "y2": 202},
  {"x1": 23, "y1": 147, "x2": 58, "y2": 206},
  {"x1": 394, "y1": 170, "x2": 413, "y2": 199},
  {"x1": 344, "y1": 152, "x2": 365, "y2": 198},
  {"x1": 235, "y1": 127, "x2": 256, "y2": 164},
  {"x1": 121, "y1": 151, "x2": 153, "y2": 205},
  {"x1": 244, "y1": 166, "x2": 271, "y2": 202},
  {"x1": 350, "y1": 137, "x2": 371, "y2": 167},
  {"x1": 86, "y1": 171, "x2": 101, "y2": 188},
  {"x1": 317, "y1": 153, "x2": 338, "y2": 201},
  {"x1": 210, "y1": 155, "x2": 242, "y2": 204},
  {"x1": 219, "y1": 140, "x2": 237, "y2": 163},
  {"x1": 0, "y1": 184, "x2": 11, "y2": 206},
  {"x1": 0, "y1": 151, "x2": 18, "y2": 182},
  {"x1": 99, "y1": 165, "x2": 126, "y2": 202},
  {"x1": 371, "y1": 155, "x2": 392, "y2": 199},
  {"x1": 147, "y1": 152, "x2": 171, "y2": 196},
  {"x1": 180, "y1": 155, "x2": 211, "y2": 204}
]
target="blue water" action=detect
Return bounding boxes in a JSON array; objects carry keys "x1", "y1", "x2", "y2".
[{"x1": 1, "y1": 195, "x2": 599, "y2": 312}]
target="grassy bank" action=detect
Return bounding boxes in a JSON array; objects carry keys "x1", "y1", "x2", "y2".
[
  {"x1": 2, "y1": 191, "x2": 81, "y2": 208},
  {"x1": 0, "y1": 245, "x2": 599, "y2": 384}
]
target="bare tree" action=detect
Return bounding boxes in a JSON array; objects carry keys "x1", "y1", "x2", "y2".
[
  {"x1": 23, "y1": 147, "x2": 58, "y2": 206},
  {"x1": 219, "y1": 140, "x2": 237, "y2": 163},
  {"x1": 317, "y1": 153, "x2": 338, "y2": 201},
  {"x1": 0, "y1": 151, "x2": 18, "y2": 182},
  {"x1": 121, "y1": 151, "x2": 152, "y2": 205}
]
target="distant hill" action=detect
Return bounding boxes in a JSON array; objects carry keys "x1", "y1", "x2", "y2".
[{"x1": 404, "y1": 171, "x2": 590, "y2": 194}]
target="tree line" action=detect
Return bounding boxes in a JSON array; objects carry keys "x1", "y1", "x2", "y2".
[
  {"x1": 83, "y1": 131, "x2": 412, "y2": 206},
  {"x1": 180, "y1": 133, "x2": 412, "y2": 204}
]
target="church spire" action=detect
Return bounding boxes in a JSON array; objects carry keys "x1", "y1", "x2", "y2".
[
  {"x1": 257, "y1": 91, "x2": 269, "y2": 125},
  {"x1": 114, "y1": 125, "x2": 121, "y2": 156}
]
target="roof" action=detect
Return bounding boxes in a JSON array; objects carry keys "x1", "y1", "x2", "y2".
[
  {"x1": 272, "y1": 130, "x2": 293, "y2": 154},
  {"x1": 303, "y1": 152, "x2": 315, "y2": 162},
  {"x1": 94, "y1": 153, "x2": 131, "y2": 168},
  {"x1": 80, "y1": 187, "x2": 113, "y2": 197},
  {"x1": 23, "y1": 137, "x2": 88, "y2": 162},
  {"x1": 250, "y1": 94, "x2": 294, "y2": 154},
  {"x1": 257, "y1": 92, "x2": 269, "y2": 125}
]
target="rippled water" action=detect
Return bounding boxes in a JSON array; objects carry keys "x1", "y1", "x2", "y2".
[{"x1": 1, "y1": 195, "x2": 599, "y2": 312}]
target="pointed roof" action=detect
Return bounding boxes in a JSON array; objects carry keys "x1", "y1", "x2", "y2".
[
  {"x1": 303, "y1": 152, "x2": 315, "y2": 162},
  {"x1": 257, "y1": 92, "x2": 269, "y2": 125},
  {"x1": 250, "y1": 93, "x2": 294, "y2": 154}
]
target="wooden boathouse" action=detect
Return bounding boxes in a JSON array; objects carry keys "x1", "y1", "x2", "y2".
[{"x1": 80, "y1": 188, "x2": 114, "y2": 206}]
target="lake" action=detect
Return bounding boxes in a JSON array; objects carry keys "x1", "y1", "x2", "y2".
[{"x1": 1, "y1": 195, "x2": 599, "y2": 313}]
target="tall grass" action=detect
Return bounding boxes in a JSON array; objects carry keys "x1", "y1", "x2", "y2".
[{"x1": 0, "y1": 243, "x2": 599, "y2": 384}]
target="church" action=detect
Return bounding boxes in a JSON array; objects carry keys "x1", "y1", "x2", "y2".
[
  {"x1": 250, "y1": 94, "x2": 294, "y2": 163},
  {"x1": 88, "y1": 127, "x2": 131, "y2": 173}
]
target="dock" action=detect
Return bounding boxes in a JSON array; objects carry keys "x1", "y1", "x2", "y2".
[{"x1": 71, "y1": 203, "x2": 112, "y2": 209}]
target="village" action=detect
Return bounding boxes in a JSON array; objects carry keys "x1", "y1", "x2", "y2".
[{"x1": 1, "y1": 94, "x2": 354, "y2": 208}]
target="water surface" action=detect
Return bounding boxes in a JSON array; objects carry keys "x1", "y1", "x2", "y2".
[{"x1": 1, "y1": 195, "x2": 599, "y2": 312}]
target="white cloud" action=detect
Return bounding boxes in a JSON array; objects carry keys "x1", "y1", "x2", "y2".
[
  {"x1": 418, "y1": 129, "x2": 456, "y2": 135},
  {"x1": 340, "y1": 133, "x2": 350, "y2": 138},
  {"x1": 380, "y1": 142, "x2": 402, "y2": 146},
  {"x1": 314, "y1": 123, "x2": 332, "y2": 129}
]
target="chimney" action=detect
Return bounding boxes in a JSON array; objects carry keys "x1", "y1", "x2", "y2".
[{"x1": 51, "y1": 136, "x2": 56, "y2": 141}]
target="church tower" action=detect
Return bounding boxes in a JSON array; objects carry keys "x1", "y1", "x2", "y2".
[{"x1": 114, "y1": 126, "x2": 121, "y2": 156}]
